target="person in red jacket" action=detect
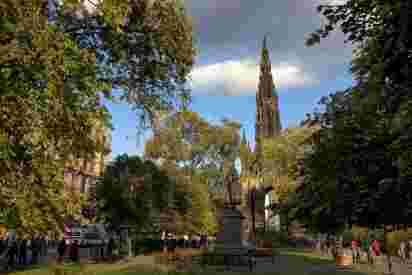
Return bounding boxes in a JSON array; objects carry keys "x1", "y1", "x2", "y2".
[
  {"x1": 372, "y1": 239, "x2": 381, "y2": 257},
  {"x1": 351, "y1": 239, "x2": 360, "y2": 264}
]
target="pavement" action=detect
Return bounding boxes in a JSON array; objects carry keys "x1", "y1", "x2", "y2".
[
  {"x1": 193, "y1": 252, "x2": 412, "y2": 274},
  {"x1": 361, "y1": 256, "x2": 412, "y2": 275},
  {"x1": 2, "y1": 247, "x2": 412, "y2": 275}
]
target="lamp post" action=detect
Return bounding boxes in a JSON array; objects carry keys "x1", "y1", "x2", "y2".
[{"x1": 247, "y1": 157, "x2": 260, "y2": 241}]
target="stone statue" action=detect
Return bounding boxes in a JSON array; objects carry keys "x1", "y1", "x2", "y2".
[{"x1": 216, "y1": 164, "x2": 247, "y2": 256}]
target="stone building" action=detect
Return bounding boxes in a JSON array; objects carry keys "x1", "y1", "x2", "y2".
[{"x1": 239, "y1": 36, "x2": 282, "y2": 241}]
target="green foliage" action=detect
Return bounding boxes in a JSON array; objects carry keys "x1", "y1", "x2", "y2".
[
  {"x1": 96, "y1": 154, "x2": 174, "y2": 231},
  {"x1": 0, "y1": 0, "x2": 105, "y2": 236},
  {"x1": 262, "y1": 127, "x2": 316, "y2": 218},
  {"x1": 144, "y1": 111, "x2": 240, "y2": 234},
  {"x1": 145, "y1": 111, "x2": 241, "y2": 198},
  {"x1": 0, "y1": 0, "x2": 195, "y2": 236},
  {"x1": 185, "y1": 174, "x2": 218, "y2": 235},
  {"x1": 294, "y1": 0, "x2": 412, "y2": 234},
  {"x1": 256, "y1": 229, "x2": 289, "y2": 247},
  {"x1": 60, "y1": 0, "x2": 196, "y2": 129}
]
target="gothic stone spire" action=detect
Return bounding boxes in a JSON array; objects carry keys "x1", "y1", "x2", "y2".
[{"x1": 255, "y1": 35, "x2": 281, "y2": 160}]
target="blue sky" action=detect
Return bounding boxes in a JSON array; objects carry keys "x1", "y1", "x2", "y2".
[{"x1": 106, "y1": 0, "x2": 353, "y2": 159}]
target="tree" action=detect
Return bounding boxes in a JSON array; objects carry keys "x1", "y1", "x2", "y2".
[
  {"x1": 145, "y1": 111, "x2": 241, "y2": 199},
  {"x1": 96, "y1": 154, "x2": 174, "y2": 232},
  {"x1": 58, "y1": 0, "x2": 196, "y2": 128},
  {"x1": 0, "y1": 0, "x2": 109, "y2": 236},
  {"x1": 306, "y1": 0, "x2": 412, "y2": 189},
  {"x1": 185, "y1": 174, "x2": 218, "y2": 235},
  {"x1": 0, "y1": 0, "x2": 195, "y2": 235},
  {"x1": 296, "y1": 0, "x2": 412, "y2": 239},
  {"x1": 144, "y1": 111, "x2": 241, "y2": 234},
  {"x1": 261, "y1": 126, "x2": 317, "y2": 232}
]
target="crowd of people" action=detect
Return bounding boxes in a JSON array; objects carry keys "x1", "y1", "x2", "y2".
[
  {"x1": 0, "y1": 234, "x2": 116, "y2": 271},
  {"x1": 316, "y1": 236, "x2": 381, "y2": 264},
  {"x1": 163, "y1": 234, "x2": 209, "y2": 254},
  {"x1": 0, "y1": 236, "x2": 49, "y2": 271},
  {"x1": 315, "y1": 235, "x2": 412, "y2": 266}
]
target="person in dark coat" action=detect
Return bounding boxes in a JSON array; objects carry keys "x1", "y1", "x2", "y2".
[
  {"x1": 169, "y1": 236, "x2": 177, "y2": 254},
  {"x1": 18, "y1": 239, "x2": 27, "y2": 265},
  {"x1": 107, "y1": 238, "x2": 114, "y2": 259},
  {"x1": 7, "y1": 241, "x2": 17, "y2": 270},
  {"x1": 31, "y1": 238, "x2": 39, "y2": 265},
  {"x1": 0, "y1": 239, "x2": 5, "y2": 255},
  {"x1": 69, "y1": 240, "x2": 79, "y2": 262},
  {"x1": 57, "y1": 239, "x2": 66, "y2": 263}
]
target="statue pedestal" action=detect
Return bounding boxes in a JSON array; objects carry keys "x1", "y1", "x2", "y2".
[{"x1": 215, "y1": 206, "x2": 249, "y2": 255}]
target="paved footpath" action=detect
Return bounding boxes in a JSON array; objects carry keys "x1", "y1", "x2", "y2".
[
  {"x1": 361, "y1": 256, "x2": 412, "y2": 275},
  {"x1": 221, "y1": 254, "x2": 412, "y2": 274}
]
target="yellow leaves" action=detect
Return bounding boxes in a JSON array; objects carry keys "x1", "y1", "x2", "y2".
[{"x1": 100, "y1": 0, "x2": 130, "y2": 32}]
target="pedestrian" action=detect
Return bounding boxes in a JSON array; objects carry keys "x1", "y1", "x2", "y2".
[
  {"x1": 361, "y1": 237, "x2": 370, "y2": 263},
  {"x1": 325, "y1": 239, "x2": 331, "y2": 256},
  {"x1": 18, "y1": 239, "x2": 27, "y2": 265},
  {"x1": 368, "y1": 243, "x2": 375, "y2": 265},
  {"x1": 69, "y1": 240, "x2": 79, "y2": 263},
  {"x1": 107, "y1": 237, "x2": 114, "y2": 260},
  {"x1": 31, "y1": 238, "x2": 39, "y2": 265},
  {"x1": 404, "y1": 240, "x2": 411, "y2": 263},
  {"x1": 321, "y1": 239, "x2": 328, "y2": 256},
  {"x1": 183, "y1": 234, "x2": 189, "y2": 248},
  {"x1": 169, "y1": 235, "x2": 176, "y2": 254},
  {"x1": 7, "y1": 241, "x2": 17, "y2": 270},
  {"x1": 0, "y1": 238, "x2": 5, "y2": 255},
  {"x1": 57, "y1": 239, "x2": 66, "y2": 263},
  {"x1": 399, "y1": 240, "x2": 406, "y2": 263},
  {"x1": 351, "y1": 239, "x2": 359, "y2": 264},
  {"x1": 372, "y1": 239, "x2": 381, "y2": 257},
  {"x1": 382, "y1": 241, "x2": 393, "y2": 274}
]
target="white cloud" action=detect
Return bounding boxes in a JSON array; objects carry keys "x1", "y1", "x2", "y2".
[
  {"x1": 189, "y1": 59, "x2": 317, "y2": 95},
  {"x1": 318, "y1": 0, "x2": 347, "y2": 5}
]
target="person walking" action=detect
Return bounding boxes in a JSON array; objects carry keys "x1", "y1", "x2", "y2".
[
  {"x1": 368, "y1": 242, "x2": 375, "y2": 265},
  {"x1": 183, "y1": 234, "x2": 189, "y2": 248},
  {"x1": 169, "y1": 235, "x2": 177, "y2": 254},
  {"x1": 356, "y1": 239, "x2": 361, "y2": 263},
  {"x1": 6, "y1": 241, "x2": 17, "y2": 271},
  {"x1": 351, "y1": 239, "x2": 360, "y2": 264},
  {"x1": 107, "y1": 237, "x2": 114, "y2": 261},
  {"x1": 0, "y1": 238, "x2": 5, "y2": 258},
  {"x1": 18, "y1": 239, "x2": 27, "y2": 265},
  {"x1": 408, "y1": 240, "x2": 412, "y2": 263},
  {"x1": 30, "y1": 238, "x2": 39, "y2": 265},
  {"x1": 372, "y1": 239, "x2": 381, "y2": 257},
  {"x1": 69, "y1": 240, "x2": 79, "y2": 263},
  {"x1": 361, "y1": 237, "x2": 370, "y2": 263},
  {"x1": 57, "y1": 239, "x2": 66, "y2": 263}
]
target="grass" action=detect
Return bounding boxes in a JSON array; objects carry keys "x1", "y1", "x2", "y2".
[{"x1": 8, "y1": 248, "x2": 379, "y2": 275}]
